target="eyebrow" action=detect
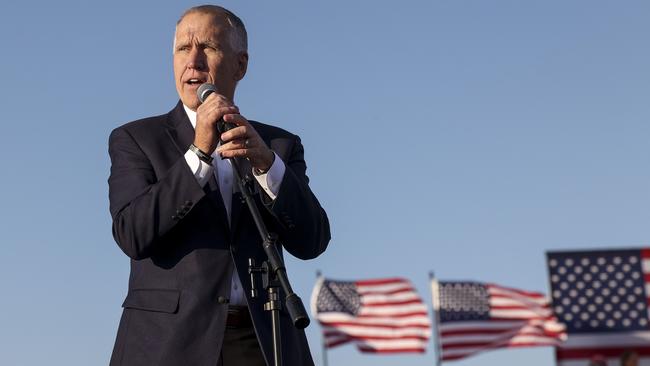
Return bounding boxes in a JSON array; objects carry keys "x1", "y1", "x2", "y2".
[{"x1": 174, "y1": 39, "x2": 221, "y2": 50}]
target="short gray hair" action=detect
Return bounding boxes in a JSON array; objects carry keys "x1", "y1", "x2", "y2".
[{"x1": 176, "y1": 5, "x2": 248, "y2": 53}]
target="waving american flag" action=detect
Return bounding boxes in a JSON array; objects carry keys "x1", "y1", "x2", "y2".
[
  {"x1": 432, "y1": 280, "x2": 566, "y2": 362},
  {"x1": 311, "y1": 277, "x2": 431, "y2": 353}
]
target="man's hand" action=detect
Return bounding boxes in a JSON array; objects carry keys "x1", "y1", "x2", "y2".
[
  {"x1": 217, "y1": 113, "x2": 275, "y2": 173},
  {"x1": 193, "y1": 93, "x2": 239, "y2": 155}
]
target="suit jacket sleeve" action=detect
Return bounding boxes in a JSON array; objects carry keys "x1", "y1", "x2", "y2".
[
  {"x1": 108, "y1": 126, "x2": 207, "y2": 260},
  {"x1": 263, "y1": 134, "x2": 331, "y2": 260}
]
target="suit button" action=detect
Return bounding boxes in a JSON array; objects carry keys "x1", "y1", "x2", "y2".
[
  {"x1": 172, "y1": 215, "x2": 179, "y2": 220},
  {"x1": 217, "y1": 296, "x2": 230, "y2": 304},
  {"x1": 185, "y1": 200, "x2": 193, "y2": 205}
]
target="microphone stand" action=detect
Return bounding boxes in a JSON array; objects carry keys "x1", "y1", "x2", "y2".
[{"x1": 221, "y1": 124, "x2": 310, "y2": 366}]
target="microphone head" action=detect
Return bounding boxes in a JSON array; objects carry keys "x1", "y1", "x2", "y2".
[{"x1": 197, "y1": 83, "x2": 217, "y2": 103}]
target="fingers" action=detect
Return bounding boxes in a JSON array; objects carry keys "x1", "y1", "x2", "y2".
[
  {"x1": 215, "y1": 115, "x2": 274, "y2": 171},
  {"x1": 193, "y1": 93, "x2": 238, "y2": 153},
  {"x1": 197, "y1": 93, "x2": 238, "y2": 124}
]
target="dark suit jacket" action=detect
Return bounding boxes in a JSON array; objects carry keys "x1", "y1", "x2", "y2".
[{"x1": 108, "y1": 101, "x2": 330, "y2": 366}]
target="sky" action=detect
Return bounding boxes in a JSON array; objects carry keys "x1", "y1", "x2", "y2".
[{"x1": 1, "y1": 1, "x2": 649, "y2": 365}]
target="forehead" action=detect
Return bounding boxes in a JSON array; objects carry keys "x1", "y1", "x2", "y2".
[{"x1": 175, "y1": 12, "x2": 230, "y2": 42}]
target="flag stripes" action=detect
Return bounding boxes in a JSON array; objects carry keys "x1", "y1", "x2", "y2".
[
  {"x1": 434, "y1": 281, "x2": 566, "y2": 362},
  {"x1": 312, "y1": 277, "x2": 431, "y2": 353}
]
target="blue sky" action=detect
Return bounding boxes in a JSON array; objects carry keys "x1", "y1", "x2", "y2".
[{"x1": 1, "y1": 1, "x2": 649, "y2": 365}]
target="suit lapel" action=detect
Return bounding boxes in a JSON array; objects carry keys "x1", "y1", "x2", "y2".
[{"x1": 165, "y1": 101, "x2": 230, "y2": 231}]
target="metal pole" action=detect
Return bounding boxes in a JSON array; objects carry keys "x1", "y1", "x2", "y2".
[
  {"x1": 429, "y1": 271, "x2": 443, "y2": 366},
  {"x1": 316, "y1": 271, "x2": 328, "y2": 366}
]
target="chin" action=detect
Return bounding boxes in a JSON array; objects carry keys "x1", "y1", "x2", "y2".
[{"x1": 182, "y1": 96, "x2": 200, "y2": 110}]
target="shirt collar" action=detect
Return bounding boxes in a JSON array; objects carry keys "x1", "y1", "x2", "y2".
[{"x1": 182, "y1": 104, "x2": 197, "y2": 129}]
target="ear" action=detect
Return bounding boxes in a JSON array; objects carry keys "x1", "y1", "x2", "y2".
[{"x1": 234, "y1": 51, "x2": 248, "y2": 81}]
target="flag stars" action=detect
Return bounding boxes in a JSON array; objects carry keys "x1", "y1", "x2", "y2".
[
  {"x1": 439, "y1": 283, "x2": 489, "y2": 321},
  {"x1": 571, "y1": 305, "x2": 580, "y2": 314},
  {"x1": 548, "y1": 250, "x2": 649, "y2": 333},
  {"x1": 567, "y1": 274, "x2": 576, "y2": 282},
  {"x1": 627, "y1": 294, "x2": 636, "y2": 303},
  {"x1": 551, "y1": 275, "x2": 560, "y2": 283},
  {"x1": 602, "y1": 288, "x2": 611, "y2": 296},
  {"x1": 630, "y1": 310, "x2": 639, "y2": 319},
  {"x1": 316, "y1": 280, "x2": 361, "y2": 315},
  {"x1": 623, "y1": 264, "x2": 632, "y2": 272},
  {"x1": 587, "y1": 304, "x2": 596, "y2": 313}
]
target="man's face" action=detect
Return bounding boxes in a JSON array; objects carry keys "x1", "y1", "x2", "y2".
[{"x1": 173, "y1": 12, "x2": 247, "y2": 110}]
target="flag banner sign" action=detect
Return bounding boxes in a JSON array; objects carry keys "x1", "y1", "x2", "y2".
[
  {"x1": 548, "y1": 248, "x2": 650, "y2": 366},
  {"x1": 433, "y1": 280, "x2": 566, "y2": 362},
  {"x1": 311, "y1": 277, "x2": 431, "y2": 353}
]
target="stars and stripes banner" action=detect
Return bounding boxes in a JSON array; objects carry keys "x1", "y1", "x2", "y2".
[
  {"x1": 431, "y1": 280, "x2": 566, "y2": 362},
  {"x1": 310, "y1": 277, "x2": 431, "y2": 353},
  {"x1": 547, "y1": 248, "x2": 650, "y2": 366}
]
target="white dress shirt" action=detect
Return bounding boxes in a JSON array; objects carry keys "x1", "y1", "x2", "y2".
[{"x1": 182, "y1": 105, "x2": 286, "y2": 305}]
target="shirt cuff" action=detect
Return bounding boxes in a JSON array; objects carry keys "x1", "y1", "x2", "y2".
[
  {"x1": 184, "y1": 149, "x2": 214, "y2": 187},
  {"x1": 253, "y1": 152, "x2": 285, "y2": 200}
]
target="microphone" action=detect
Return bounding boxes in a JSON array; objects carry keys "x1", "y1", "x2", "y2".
[
  {"x1": 196, "y1": 83, "x2": 235, "y2": 135},
  {"x1": 197, "y1": 82, "x2": 217, "y2": 103}
]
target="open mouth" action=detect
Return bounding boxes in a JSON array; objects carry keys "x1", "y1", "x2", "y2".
[{"x1": 185, "y1": 78, "x2": 206, "y2": 86}]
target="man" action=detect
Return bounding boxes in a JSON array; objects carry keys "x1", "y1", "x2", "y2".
[
  {"x1": 620, "y1": 351, "x2": 639, "y2": 366},
  {"x1": 108, "y1": 5, "x2": 330, "y2": 366}
]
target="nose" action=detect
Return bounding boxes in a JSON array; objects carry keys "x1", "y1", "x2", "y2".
[{"x1": 187, "y1": 47, "x2": 205, "y2": 70}]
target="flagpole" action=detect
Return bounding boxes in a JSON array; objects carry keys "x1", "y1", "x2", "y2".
[
  {"x1": 316, "y1": 270, "x2": 328, "y2": 366},
  {"x1": 429, "y1": 271, "x2": 443, "y2": 366}
]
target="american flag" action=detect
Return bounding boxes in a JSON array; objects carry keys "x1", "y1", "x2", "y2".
[
  {"x1": 432, "y1": 280, "x2": 566, "y2": 362},
  {"x1": 310, "y1": 277, "x2": 431, "y2": 353},
  {"x1": 547, "y1": 248, "x2": 650, "y2": 366}
]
